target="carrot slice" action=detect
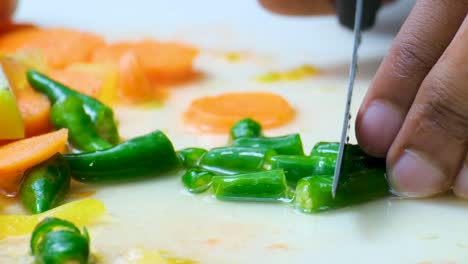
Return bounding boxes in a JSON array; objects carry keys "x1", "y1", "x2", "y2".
[
  {"x1": 49, "y1": 68, "x2": 104, "y2": 98},
  {"x1": 0, "y1": 27, "x2": 43, "y2": 54},
  {"x1": 92, "y1": 40, "x2": 198, "y2": 84},
  {"x1": 0, "y1": 23, "x2": 37, "y2": 35},
  {"x1": 16, "y1": 89, "x2": 53, "y2": 137},
  {"x1": 117, "y1": 51, "x2": 167, "y2": 104},
  {"x1": 0, "y1": 128, "x2": 68, "y2": 196},
  {"x1": 184, "y1": 92, "x2": 295, "y2": 133},
  {"x1": 17, "y1": 28, "x2": 106, "y2": 69}
]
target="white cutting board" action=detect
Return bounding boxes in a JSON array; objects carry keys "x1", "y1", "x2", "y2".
[{"x1": 3, "y1": 1, "x2": 468, "y2": 263}]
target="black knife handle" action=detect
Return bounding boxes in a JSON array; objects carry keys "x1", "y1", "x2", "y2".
[{"x1": 335, "y1": 0, "x2": 382, "y2": 31}]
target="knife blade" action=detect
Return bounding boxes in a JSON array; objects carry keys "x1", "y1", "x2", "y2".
[{"x1": 331, "y1": 0, "x2": 364, "y2": 198}]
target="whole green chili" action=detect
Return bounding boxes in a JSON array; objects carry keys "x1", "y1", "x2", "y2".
[
  {"x1": 20, "y1": 154, "x2": 70, "y2": 214},
  {"x1": 62, "y1": 130, "x2": 181, "y2": 183}
]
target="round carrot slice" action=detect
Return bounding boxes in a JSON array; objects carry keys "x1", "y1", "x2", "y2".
[{"x1": 184, "y1": 91, "x2": 295, "y2": 133}]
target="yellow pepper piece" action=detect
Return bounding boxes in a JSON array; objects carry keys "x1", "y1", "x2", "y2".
[
  {"x1": 255, "y1": 64, "x2": 320, "y2": 83},
  {"x1": 123, "y1": 246, "x2": 199, "y2": 264},
  {"x1": 0, "y1": 50, "x2": 48, "y2": 92},
  {"x1": 0, "y1": 198, "x2": 106, "y2": 240},
  {"x1": 65, "y1": 63, "x2": 119, "y2": 105},
  {"x1": 0, "y1": 88, "x2": 24, "y2": 140}
]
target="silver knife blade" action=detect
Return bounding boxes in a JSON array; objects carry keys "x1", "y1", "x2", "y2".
[{"x1": 332, "y1": 0, "x2": 364, "y2": 198}]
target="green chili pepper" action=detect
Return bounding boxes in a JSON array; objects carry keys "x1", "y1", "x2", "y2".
[
  {"x1": 62, "y1": 130, "x2": 181, "y2": 183},
  {"x1": 309, "y1": 142, "x2": 385, "y2": 175},
  {"x1": 269, "y1": 155, "x2": 315, "y2": 185},
  {"x1": 177, "y1": 147, "x2": 207, "y2": 169},
  {"x1": 310, "y1": 142, "x2": 368, "y2": 157},
  {"x1": 19, "y1": 154, "x2": 70, "y2": 214},
  {"x1": 232, "y1": 133, "x2": 304, "y2": 155},
  {"x1": 230, "y1": 118, "x2": 262, "y2": 140},
  {"x1": 295, "y1": 168, "x2": 390, "y2": 213},
  {"x1": 198, "y1": 147, "x2": 276, "y2": 175},
  {"x1": 31, "y1": 217, "x2": 90, "y2": 264},
  {"x1": 212, "y1": 170, "x2": 290, "y2": 202},
  {"x1": 50, "y1": 96, "x2": 112, "y2": 152},
  {"x1": 182, "y1": 168, "x2": 214, "y2": 194},
  {"x1": 27, "y1": 69, "x2": 119, "y2": 145}
]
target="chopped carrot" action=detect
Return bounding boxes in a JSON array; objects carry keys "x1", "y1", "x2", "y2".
[
  {"x1": 0, "y1": 23, "x2": 37, "y2": 35},
  {"x1": 49, "y1": 68, "x2": 104, "y2": 98},
  {"x1": 92, "y1": 40, "x2": 198, "y2": 84},
  {"x1": 0, "y1": 27, "x2": 43, "y2": 54},
  {"x1": 63, "y1": 63, "x2": 119, "y2": 104},
  {"x1": 184, "y1": 92, "x2": 295, "y2": 133},
  {"x1": 0, "y1": 128, "x2": 68, "y2": 196},
  {"x1": 16, "y1": 89, "x2": 53, "y2": 137},
  {"x1": 2, "y1": 28, "x2": 106, "y2": 69},
  {"x1": 0, "y1": 49, "x2": 48, "y2": 92},
  {"x1": 117, "y1": 51, "x2": 167, "y2": 104},
  {"x1": 22, "y1": 28, "x2": 106, "y2": 69}
]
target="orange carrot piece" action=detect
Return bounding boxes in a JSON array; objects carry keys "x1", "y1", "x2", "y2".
[
  {"x1": 184, "y1": 92, "x2": 295, "y2": 134},
  {"x1": 49, "y1": 68, "x2": 103, "y2": 98},
  {"x1": 117, "y1": 51, "x2": 167, "y2": 104},
  {"x1": 92, "y1": 40, "x2": 198, "y2": 84},
  {"x1": 18, "y1": 28, "x2": 106, "y2": 69},
  {"x1": 0, "y1": 23, "x2": 37, "y2": 35},
  {"x1": 0, "y1": 27, "x2": 43, "y2": 54},
  {"x1": 15, "y1": 90, "x2": 53, "y2": 137},
  {"x1": 0, "y1": 129, "x2": 68, "y2": 196}
]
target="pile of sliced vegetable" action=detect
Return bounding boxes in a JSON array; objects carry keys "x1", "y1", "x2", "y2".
[
  {"x1": 0, "y1": 24, "x2": 392, "y2": 264},
  {"x1": 179, "y1": 118, "x2": 391, "y2": 212}
]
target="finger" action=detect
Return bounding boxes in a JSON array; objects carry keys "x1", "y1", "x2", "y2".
[
  {"x1": 386, "y1": 14, "x2": 468, "y2": 198},
  {"x1": 258, "y1": 0, "x2": 335, "y2": 16},
  {"x1": 355, "y1": 1, "x2": 468, "y2": 157},
  {"x1": 0, "y1": 0, "x2": 17, "y2": 22},
  {"x1": 453, "y1": 156, "x2": 468, "y2": 199}
]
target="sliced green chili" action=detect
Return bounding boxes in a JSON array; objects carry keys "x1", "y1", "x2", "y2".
[
  {"x1": 212, "y1": 170, "x2": 290, "y2": 202},
  {"x1": 269, "y1": 155, "x2": 315, "y2": 185},
  {"x1": 31, "y1": 217, "x2": 90, "y2": 264},
  {"x1": 198, "y1": 146, "x2": 276, "y2": 175},
  {"x1": 229, "y1": 118, "x2": 262, "y2": 140},
  {"x1": 232, "y1": 133, "x2": 304, "y2": 155},
  {"x1": 177, "y1": 147, "x2": 207, "y2": 169},
  {"x1": 182, "y1": 168, "x2": 214, "y2": 194},
  {"x1": 295, "y1": 168, "x2": 390, "y2": 213}
]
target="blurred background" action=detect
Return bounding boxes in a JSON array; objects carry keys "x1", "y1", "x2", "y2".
[{"x1": 14, "y1": 0, "x2": 415, "y2": 70}]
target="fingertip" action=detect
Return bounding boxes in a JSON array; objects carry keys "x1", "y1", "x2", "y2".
[
  {"x1": 356, "y1": 100, "x2": 403, "y2": 158},
  {"x1": 453, "y1": 165, "x2": 468, "y2": 199},
  {"x1": 387, "y1": 150, "x2": 451, "y2": 198}
]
